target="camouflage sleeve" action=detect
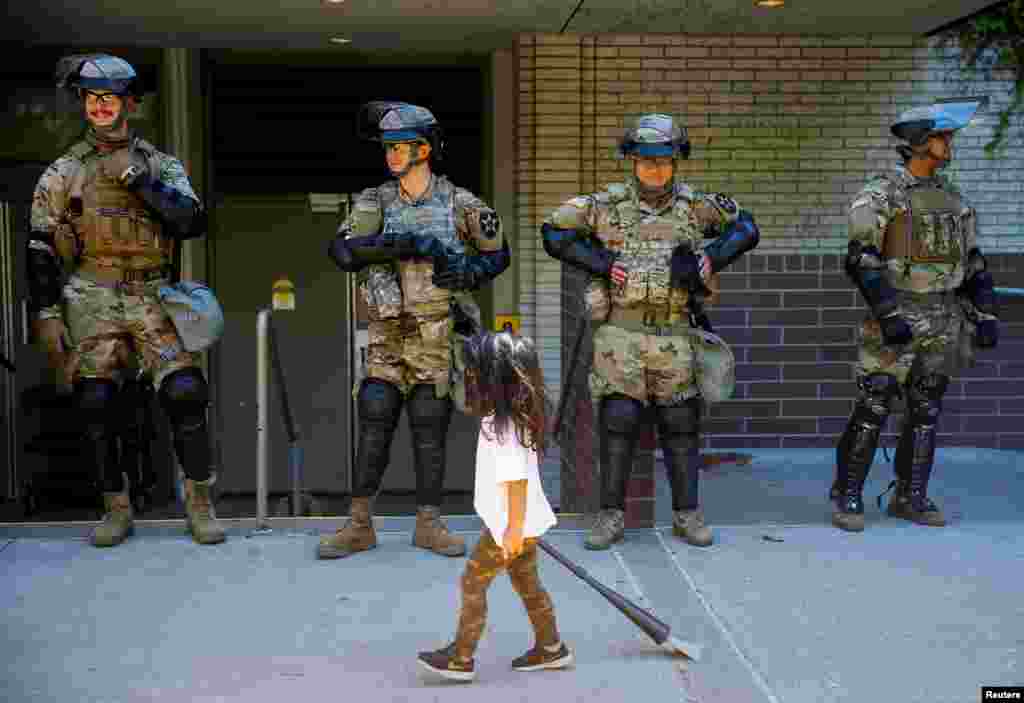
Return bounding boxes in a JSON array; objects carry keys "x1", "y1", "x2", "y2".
[
  {"x1": 544, "y1": 194, "x2": 597, "y2": 232},
  {"x1": 339, "y1": 187, "x2": 383, "y2": 238},
  {"x1": 454, "y1": 188, "x2": 503, "y2": 254},
  {"x1": 692, "y1": 192, "x2": 741, "y2": 237},
  {"x1": 847, "y1": 177, "x2": 895, "y2": 251},
  {"x1": 28, "y1": 160, "x2": 69, "y2": 320},
  {"x1": 958, "y1": 194, "x2": 998, "y2": 322},
  {"x1": 134, "y1": 153, "x2": 206, "y2": 239}
]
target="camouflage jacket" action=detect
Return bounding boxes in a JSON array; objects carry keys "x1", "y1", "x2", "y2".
[
  {"x1": 29, "y1": 136, "x2": 201, "y2": 320},
  {"x1": 848, "y1": 165, "x2": 994, "y2": 320},
  {"x1": 340, "y1": 174, "x2": 504, "y2": 319},
  {"x1": 545, "y1": 176, "x2": 738, "y2": 319}
]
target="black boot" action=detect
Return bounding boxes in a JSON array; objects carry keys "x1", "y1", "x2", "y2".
[
  {"x1": 885, "y1": 373, "x2": 947, "y2": 527},
  {"x1": 586, "y1": 395, "x2": 643, "y2": 550},
  {"x1": 832, "y1": 373, "x2": 897, "y2": 532},
  {"x1": 655, "y1": 399, "x2": 711, "y2": 547}
]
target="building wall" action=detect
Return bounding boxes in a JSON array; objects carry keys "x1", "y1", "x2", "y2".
[{"x1": 512, "y1": 33, "x2": 1024, "y2": 521}]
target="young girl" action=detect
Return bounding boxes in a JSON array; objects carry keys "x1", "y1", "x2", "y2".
[{"x1": 417, "y1": 329, "x2": 573, "y2": 682}]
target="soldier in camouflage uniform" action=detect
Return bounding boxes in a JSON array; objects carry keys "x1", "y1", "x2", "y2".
[
  {"x1": 27, "y1": 54, "x2": 224, "y2": 547},
  {"x1": 542, "y1": 114, "x2": 760, "y2": 549},
  {"x1": 832, "y1": 100, "x2": 1000, "y2": 532},
  {"x1": 324, "y1": 102, "x2": 510, "y2": 559}
]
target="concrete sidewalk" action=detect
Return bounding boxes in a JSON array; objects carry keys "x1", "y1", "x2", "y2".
[{"x1": 2, "y1": 448, "x2": 1021, "y2": 703}]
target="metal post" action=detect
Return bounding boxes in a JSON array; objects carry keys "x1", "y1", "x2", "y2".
[{"x1": 257, "y1": 308, "x2": 270, "y2": 529}]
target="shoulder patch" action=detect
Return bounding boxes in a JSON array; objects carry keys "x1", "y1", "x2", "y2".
[{"x1": 709, "y1": 192, "x2": 739, "y2": 215}]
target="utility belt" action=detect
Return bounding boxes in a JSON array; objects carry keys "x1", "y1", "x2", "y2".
[
  {"x1": 605, "y1": 306, "x2": 692, "y2": 336},
  {"x1": 76, "y1": 260, "x2": 171, "y2": 289},
  {"x1": 897, "y1": 288, "x2": 960, "y2": 308}
]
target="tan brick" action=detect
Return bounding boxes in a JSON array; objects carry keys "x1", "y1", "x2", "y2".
[
  {"x1": 665, "y1": 46, "x2": 711, "y2": 58},
  {"x1": 534, "y1": 45, "x2": 583, "y2": 58},
  {"x1": 605, "y1": 35, "x2": 650, "y2": 46},
  {"x1": 535, "y1": 33, "x2": 584, "y2": 46},
  {"x1": 617, "y1": 46, "x2": 665, "y2": 58},
  {"x1": 595, "y1": 47, "x2": 619, "y2": 58},
  {"x1": 802, "y1": 48, "x2": 848, "y2": 59},
  {"x1": 734, "y1": 36, "x2": 780, "y2": 47},
  {"x1": 595, "y1": 57, "x2": 642, "y2": 70},
  {"x1": 734, "y1": 59, "x2": 775, "y2": 70},
  {"x1": 683, "y1": 58, "x2": 734, "y2": 70},
  {"x1": 757, "y1": 47, "x2": 803, "y2": 58},
  {"x1": 756, "y1": 70, "x2": 799, "y2": 81},
  {"x1": 781, "y1": 36, "x2": 823, "y2": 48},
  {"x1": 709, "y1": 46, "x2": 756, "y2": 58},
  {"x1": 688, "y1": 36, "x2": 734, "y2": 47}
]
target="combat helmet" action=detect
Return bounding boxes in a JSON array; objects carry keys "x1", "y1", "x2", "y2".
[
  {"x1": 55, "y1": 54, "x2": 141, "y2": 98},
  {"x1": 357, "y1": 101, "x2": 445, "y2": 162},
  {"x1": 617, "y1": 113, "x2": 691, "y2": 159},
  {"x1": 891, "y1": 99, "x2": 984, "y2": 158}
]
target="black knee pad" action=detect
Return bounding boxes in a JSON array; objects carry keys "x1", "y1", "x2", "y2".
[
  {"x1": 600, "y1": 394, "x2": 645, "y2": 436},
  {"x1": 74, "y1": 378, "x2": 118, "y2": 414},
  {"x1": 158, "y1": 368, "x2": 209, "y2": 423},
  {"x1": 853, "y1": 372, "x2": 899, "y2": 425},
  {"x1": 905, "y1": 373, "x2": 948, "y2": 424},
  {"x1": 358, "y1": 379, "x2": 403, "y2": 426},
  {"x1": 406, "y1": 383, "x2": 453, "y2": 430}
]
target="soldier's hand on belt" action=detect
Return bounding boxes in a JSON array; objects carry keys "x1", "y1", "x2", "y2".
[
  {"x1": 100, "y1": 148, "x2": 150, "y2": 187},
  {"x1": 610, "y1": 262, "x2": 628, "y2": 287},
  {"x1": 32, "y1": 318, "x2": 78, "y2": 394}
]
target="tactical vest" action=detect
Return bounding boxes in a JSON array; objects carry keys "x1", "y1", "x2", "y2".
[
  {"x1": 595, "y1": 183, "x2": 701, "y2": 314},
  {"x1": 375, "y1": 176, "x2": 465, "y2": 319},
  {"x1": 883, "y1": 181, "x2": 970, "y2": 293},
  {"x1": 64, "y1": 140, "x2": 171, "y2": 269}
]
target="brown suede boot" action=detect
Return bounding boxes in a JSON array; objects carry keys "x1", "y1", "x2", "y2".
[
  {"x1": 184, "y1": 478, "x2": 226, "y2": 544},
  {"x1": 91, "y1": 478, "x2": 134, "y2": 548},
  {"x1": 318, "y1": 496, "x2": 378, "y2": 559},
  {"x1": 412, "y1": 505, "x2": 466, "y2": 556},
  {"x1": 673, "y1": 508, "x2": 714, "y2": 547}
]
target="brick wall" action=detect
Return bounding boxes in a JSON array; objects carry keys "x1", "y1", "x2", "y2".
[{"x1": 515, "y1": 33, "x2": 1024, "y2": 521}]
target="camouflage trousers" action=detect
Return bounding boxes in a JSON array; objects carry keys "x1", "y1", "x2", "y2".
[
  {"x1": 858, "y1": 292, "x2": 973, "y2": 386},
  {"x1": 588, "y1": 322, "x2": 699, "y2": 406},
  {"x1": 359, "y1": 313, "x2": 452, "y2": 397},
  {"x1": 63, "y1": 274, "x2": 199, "y2": 387},
  {"x1": 453, "y1": 528, "x2": 560, "y2": 660}
]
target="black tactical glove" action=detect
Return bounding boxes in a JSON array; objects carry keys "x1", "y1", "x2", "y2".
[
  {"x1": 432, "y1": 256, "x2": 479, "y2": 290},
  {"x1": 975, "y1": 319, "x2": 999, "y2": 349},
  {"x1": 879, "y1": 314, "x2": 913, "y2": 346},
  {"x1": 669, "y1": 246, "x2": 704, "y2": 291}
]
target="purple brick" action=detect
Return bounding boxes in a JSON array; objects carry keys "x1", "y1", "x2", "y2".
[
  {"x1": 819, "y1": 416, "x2": 851, "y2": 434},
  {"x1": 782, "y1": 436, "x2": 837, "y2": 449},
  {"x1": 819, "y1": 347, "x2": 859, "y2": 363},
  {"x1": 964, "y1": 380, "x2": 1024, "y2": 397},
  {"x1": 707, "y1": 400, "x2": 781, "y2": 419},
  {"x1": 709, "y1": 308, "x2": 748, "y2": 327},
  {"x1": 963, "y1": 415, "x2": 1024, "y2": 433},
  {"x1": 1001, "y1": 362, "x2": 1024, "y2": 378},
  {"x1": 717, "y1": 328, "x2": 783, "y2": 345},
  {"x1": 706, "y1": 436, "x2": 781, "y2": 449},
  {"x1": 716, "y1": 273, "x2": 750, "y2": 291},
  {"x1": 716, "y1": 291, "x2": 781, "y2": 308},
  {"x1": 783, "y1": 327, "x2": 855, "y2": 346},
  {"x1": 822, "y1": 309, "x2": 868, "y2": 326},
  {"x1": 747, "y1": 382, "x2": 819, "y2": 399},
  {"x1": 950, "y1": 362, "x2": 999, "y2": 380},
  {"x1": 751, "y1": 309, "x2": 820, "y2": 326},
  {"x1": 999, "y1": 398, "x2": 1024, "y2": 413},
  {"x1": 999, "y1": 434, "x2": 1024, "y2": 449},
  {"x1": 821, "y1": 381, "x2": 857, "y2": 398},
  {"x1": 940, "y1": 435, "x2": 1000, "y2": 448},
  {"x1": 748, "y1": 418, "x2": 818, "y2": 434},
  {"x1": 736, "y1": 363, "x2": 782, "y2": 382},
  {"x1": 943, "y1": 398, "x2": 998, "y2": 415},
  {"x1": 704, "y1": 419, "x2": 746, "y2": 434},
  {"x1": 783, "y1": 363, "x2": 853, "y2": 382},
  {"x1": 821, "y1": 273, "x2": 849, "y2": 290},
  {"x1": 782, "y1": 399, "x2": 853, "y2": 417},
  {"x1": 783, "y1": 291, "x2": 857, "y2": 308},
  {"x1": 946, "y1": 381, "x2": 966, "y2": 397},
  {"x1": 748, "y1": 346, "x2": 818, "y2": 363},
  {"x1": 756, "y1": 273, "x2": 821, "y2": 291},
  {"x1": 726, "y1": 256, "x2": 750, "y2": 273},
  {"x1": 749, "y1": 254, "x2": 783, "y2": 273}
]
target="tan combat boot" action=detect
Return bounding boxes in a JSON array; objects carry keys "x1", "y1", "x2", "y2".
[
  {"x1": 583, "y1": 508, "x2": 625, "y2": 550},
  {"x1": 318, "y1": 496, "x2": 378, "y2": 559},
  {"x1": 413, "y1": 505, "x2": 466, "y2": 556},
  {"x1": 673, "y1": 508, "x2": 713, "y2": 547},
  {"x1": 184, "y1": 478, "x2": 226, "y2": 544},
  {"x1": 91, "y1": 475, "x2": 134, "y2": 547}
]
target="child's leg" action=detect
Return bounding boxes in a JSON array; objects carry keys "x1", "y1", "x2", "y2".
[
  {"x1": 454, "y1": 529, "x2": 505, "y2": 660},
  {"x1": 507, "y1": 538, "x2": 561, "y2": 648}
]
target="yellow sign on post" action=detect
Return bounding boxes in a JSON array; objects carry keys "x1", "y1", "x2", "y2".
[
  {"x1": 272, "y1": 277, "x2": 296, "y2": 311},
  {"x1": 495, "y1": 315, "x2": 520, "y2": 334}
]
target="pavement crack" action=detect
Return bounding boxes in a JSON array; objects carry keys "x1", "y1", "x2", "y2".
[
  {"x1": 0, "y1": 539, "x2": 14, "y2": 555},
  {"x1": 656, "y1": 530, "x2": 784, "y2": 703}
]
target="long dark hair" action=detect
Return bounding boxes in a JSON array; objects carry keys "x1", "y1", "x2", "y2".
[{"x1": 462, "y1": 329, "x2": 551, "y2": 457}]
